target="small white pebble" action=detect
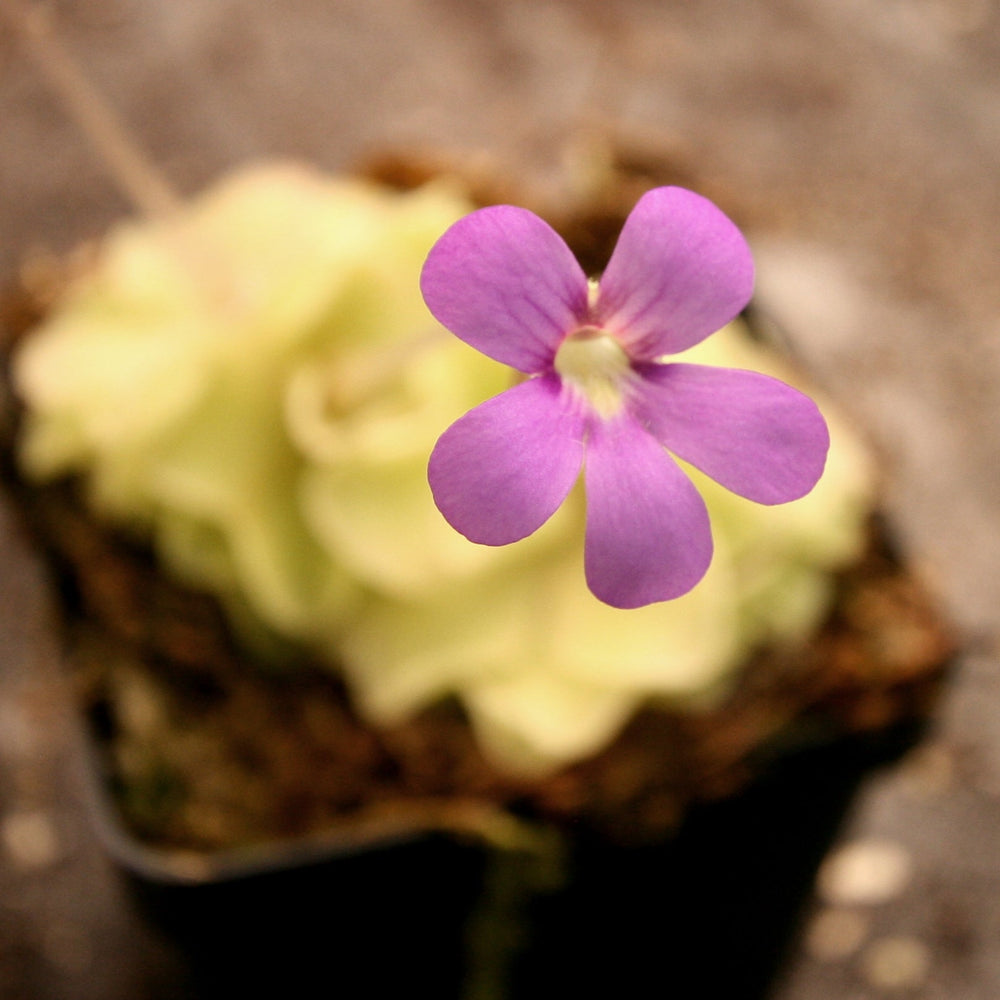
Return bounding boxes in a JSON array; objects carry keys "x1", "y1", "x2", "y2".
[
  {"x1": 1, "y1": 809, "x2": 62, "y2": 870},
  {"x1": 817, "y1": 840, "x2": 912, "y2": 907},
  {"x1": 805, "y1": 907, "x2": 870, "y2": 961},
  {"x1": 862, "y1": 935, "x2": 930, "y2": 990}
]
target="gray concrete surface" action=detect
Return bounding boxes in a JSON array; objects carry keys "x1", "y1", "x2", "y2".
[{"x1": 2, "y1": 1, "x2": 1000, "y2": 997}]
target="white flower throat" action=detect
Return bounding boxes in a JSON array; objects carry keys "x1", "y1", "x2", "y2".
[{"x1": 554, "y1": 325, "x2": 633, "y2": 419}]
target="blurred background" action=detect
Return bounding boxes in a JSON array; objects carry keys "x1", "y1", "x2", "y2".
[{"x1": 1, "y1": 1, "x2": 999, "y2": 997}]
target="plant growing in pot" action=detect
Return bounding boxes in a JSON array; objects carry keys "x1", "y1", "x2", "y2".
[
  {"x1": 0, "y1": 151, "x2": 954, "y2": 997},
  {"x1": 0, "y1": 7, "x2": 954, "y2": 994}
]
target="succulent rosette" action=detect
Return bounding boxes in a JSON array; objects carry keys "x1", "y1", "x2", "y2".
[{"x1": 13, "y1": 164, "x2": 874, "y2": 775}]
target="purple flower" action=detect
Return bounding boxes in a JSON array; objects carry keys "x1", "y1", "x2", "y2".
[{"x1": 421, "y1": 187, "x2": 830, "y2": 609}]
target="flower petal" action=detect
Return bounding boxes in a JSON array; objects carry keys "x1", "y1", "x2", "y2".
[
  {"x1": 428, "y1": 374, "x2": 585, "y2": 544},
  {"x1": 596, "y1": 187, "x2": 754, "y2": 359},
  {"x1": 420, "y1": 205, "x2": 589, "y2": 373},
  {"x1": 583, "y1": 415, "x2": 713, "y2": 608},
  {"x1": 632, "y1": 363, "x2": 830, "y2": 503}
]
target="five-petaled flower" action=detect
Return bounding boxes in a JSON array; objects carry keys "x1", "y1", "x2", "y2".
[{"x1": 420, "y1": 187, "x2": 830, "y2": 609}]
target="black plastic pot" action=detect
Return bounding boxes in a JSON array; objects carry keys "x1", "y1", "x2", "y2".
[{"x1": 75, "y1": 706, "x2": 921, "y2": 999}]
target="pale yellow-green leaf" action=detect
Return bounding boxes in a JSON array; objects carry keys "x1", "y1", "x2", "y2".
[{"x1": 462, "y1": 673, "x2": 637, "y2": 776}]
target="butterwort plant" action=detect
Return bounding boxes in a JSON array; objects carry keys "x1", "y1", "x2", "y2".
[
  {"x1": 14, "y1": 164, "x2": 873, "y2": 774},
  {"x1": 422, "y1": 187, "x2": 830, "y2": 609}
]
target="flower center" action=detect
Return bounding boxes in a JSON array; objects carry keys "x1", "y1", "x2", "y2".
[{"x1": 554, "y1": 327, "x2": 632, "y2": 419}]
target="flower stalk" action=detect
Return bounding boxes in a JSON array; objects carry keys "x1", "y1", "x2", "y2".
[{"x1": 0, "y1": 0, "x2": 182, "y2": 220}]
